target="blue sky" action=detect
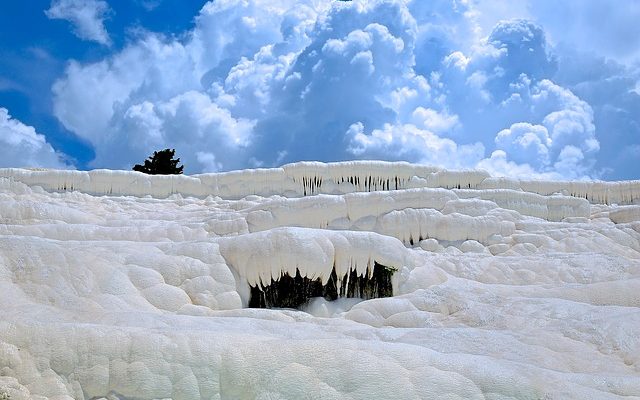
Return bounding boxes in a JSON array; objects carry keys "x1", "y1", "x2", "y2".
[{"x1": 1, "y1": 0, "x2": 639, "y2": 180}]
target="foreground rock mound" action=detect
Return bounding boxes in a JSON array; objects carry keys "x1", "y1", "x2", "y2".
[{"x1": 0, "y1": 161, "x2": 639, "y2": 399}]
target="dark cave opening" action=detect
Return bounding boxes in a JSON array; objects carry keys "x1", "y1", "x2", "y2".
[{"x1": 248, "y1": 262, "x2": 395, "y2": 309}]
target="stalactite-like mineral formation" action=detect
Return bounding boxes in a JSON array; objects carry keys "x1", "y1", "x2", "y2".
[{"x1": 248, "y1": 263, "x2": 395, "y2": 308}]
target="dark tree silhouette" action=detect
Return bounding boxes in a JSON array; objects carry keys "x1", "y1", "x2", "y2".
[{"x1": 133, "y1": 149, "x2": 184, "y2": 175}]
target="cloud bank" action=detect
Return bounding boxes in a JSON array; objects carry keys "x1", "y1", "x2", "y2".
[
  {"x1": 0, "y1": 108, "x2": 70, "y2": 169},
  {"x1": 49, "y1": 0, "x2": 640, "y2": 179}
]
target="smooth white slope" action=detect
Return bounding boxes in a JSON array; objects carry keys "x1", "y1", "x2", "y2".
[{"x1": 0, "y1": 163, "x2": 639, "y2": 399}]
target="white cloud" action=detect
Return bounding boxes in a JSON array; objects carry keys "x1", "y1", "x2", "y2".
[
  {"x1": 52, "y1": 0, "x2": 315, "y2": 172},
  {"x1": 347, "y1": 122, "x2": 484, "y2": 169},
  {"x1": 477, "y1": 150, "x2": 563, "y2": 180},
  {"x1": 45, "y1": 0, "x2": 112, "y2": 45},
  {"x1": 0, "y1": 108, "x2": 70, "y2": 169},
  {"x1": 432, "y1": 18, "x2": 602, "y2": 178},
  {"x1": 410, "y1": 107, "x2": 459, "y2": 134},
  {"x1": 109, "y1": 91, "x2": 255, "y2": 172},
  {"x1": 137, "y1": 0, "x2": 161, "y2": 11},
  {"x1": 52, "y1": 36, "x2": 202, "y2": 153},
  {"x1": 487, "y1": 79, "x2": 599, "y2": 175},
  {"x1": 495, "y1": 122, "x2": 551, "y2": 168}
]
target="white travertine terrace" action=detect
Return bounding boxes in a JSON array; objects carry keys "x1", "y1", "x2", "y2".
[
  {"x1": 2, "y1": 160, "x2": 638, "y2": 204},
  {"x1": 1, "y1": 161, "x2": 639, "y2": 399}
]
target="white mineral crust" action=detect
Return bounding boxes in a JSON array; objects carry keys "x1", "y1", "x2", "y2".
[{"x1": 0, "y1": 161, "x2": 639, "y2": 399}]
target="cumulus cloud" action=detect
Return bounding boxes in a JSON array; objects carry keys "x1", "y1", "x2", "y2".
[
  {"x1": 551, "y1": 46, "x2": 640, "y2": 180},
  {"x1": 347, "y1": 122, "x2": 484, "y2": 169},
  {"x1": 0, "y1": 108, "x2": 70, "y2": 169},
  {"x1": 434, "y1": 18, "x2": 601, "y2": 179},
  {"x1": 495, "y1": 122, "x2": 551, "y2": 168},
  {"x1": 45, "y1": 0, "x2": 112, "y2": 45},
  {"x1": 477, "y1": 150, "x2": 561, "y2": 180},
  {"x1": 49, "y1": 0, "x2": 637, "y2": 179},
  {"x1": 116, "y1": 91, "x2": 255, "y2": 171},
  {"x1": 52, "y1": 0, "x2": 300, "y2": 172}
]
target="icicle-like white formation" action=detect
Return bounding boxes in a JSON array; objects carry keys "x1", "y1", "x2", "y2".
[
  {"x1": 481, "y1": 177, "x2": 640, "y2": 205},
  {"x1": 3, "y1": 161, "x2": 638, "y2": 205},
  {"x1": 375, "y1": 208, "x2": 516, "y2": 244},
  {"x1": 245, "y1": 187, "x2": 587, "y2": 244},
  {"x1": 0, "y1": 168, "x2": 211, "y2": 198},
  {"x1": 217, "y1": 227, "x2": 406, "y2": 304},
  {"x1": 283, "y1": 161, "x2": 441, "y2": 194},
  {"x1": 245, "y1": 188, "x2": 458, "y2": 232},
  {"x1": 454, "y1": 189, "x2": 590, "y2": 221}
]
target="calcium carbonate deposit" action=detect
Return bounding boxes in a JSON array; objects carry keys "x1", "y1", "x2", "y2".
[{"x1": 1, "y1": 161, "x2": 639, "y2": 399}]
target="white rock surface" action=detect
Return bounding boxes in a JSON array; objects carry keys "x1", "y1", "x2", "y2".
[{"x1": 0, "y1": 162, "x2": 639, "y2": 399}]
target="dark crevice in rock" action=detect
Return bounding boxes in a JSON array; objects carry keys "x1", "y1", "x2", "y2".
[{"x1": 248, "y1": 262, "x2": 394, "y2": 309}]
